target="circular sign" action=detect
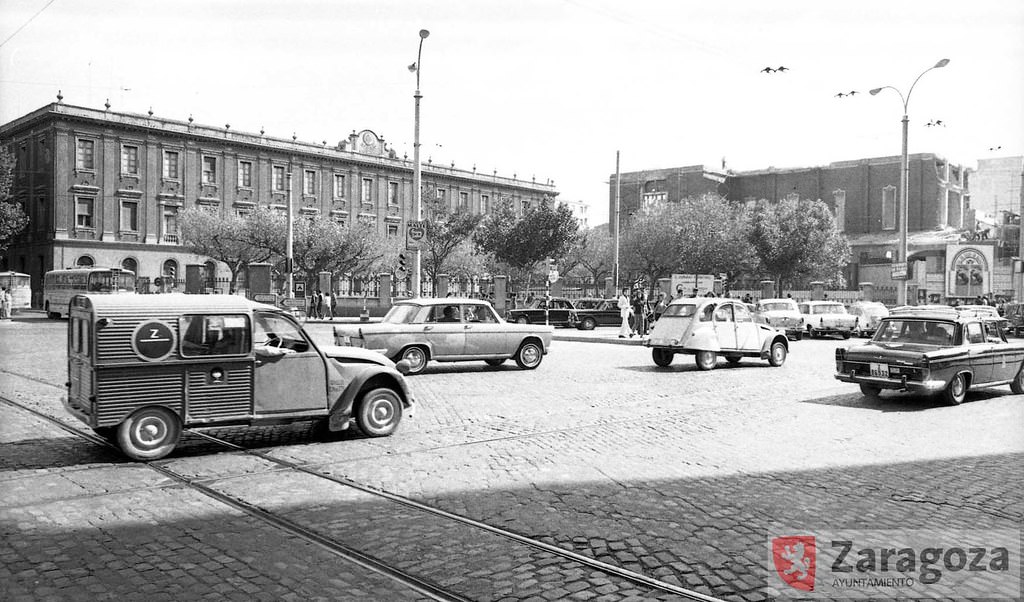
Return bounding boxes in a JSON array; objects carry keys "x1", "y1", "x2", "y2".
[
  {"x1": 131, "y1": 320, "x2": 177, "y2": 362},
  {"x1": 408, "y1": 225, "x2": 426, "y2": 240}
]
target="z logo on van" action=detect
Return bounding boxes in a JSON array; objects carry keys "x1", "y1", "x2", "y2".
[{"x1": 131, "y1": 320, "x2": 176, "y2": 361}]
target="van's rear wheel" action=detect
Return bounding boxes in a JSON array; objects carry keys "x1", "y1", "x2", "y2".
[
  {"x1": 117, "y1": 407, "x2": 181, "y2": 461},
  {"x1": 355, "y1": 388, "x2": 403, "y2": 437}
]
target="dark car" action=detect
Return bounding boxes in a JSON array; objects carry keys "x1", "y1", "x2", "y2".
[
  {"x1": 506, "y1": 296, "x2": 579, "y2": 327},
  {"x1": 573, "y1": 297, "x2": 621, "y2": 330},
  {"x1": 835, "y1": 307, "x2": 1024, "y2": 405},
  {"x1": 1002, "y1": 302, "x2": 1024, "y2": 336}
]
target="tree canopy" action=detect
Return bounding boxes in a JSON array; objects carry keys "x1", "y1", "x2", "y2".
[
  {"x1": 0, "y1": 146, "x2": 29, "y2": 258},
  {"x1": 746, "y1": 197, "x2": 850, "y2": 296},
  {"x1": 421, "y1": 198, "x2": 484, "y2": 287}
]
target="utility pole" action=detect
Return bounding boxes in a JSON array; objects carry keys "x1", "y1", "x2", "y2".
[{"x1": 614, "y1": 150, "x2": 621, "y2": 291}]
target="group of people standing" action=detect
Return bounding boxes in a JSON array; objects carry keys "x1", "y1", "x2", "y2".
[
  {"x1": 307, "y1": 290, "x2": 333, "y2": 320},
  {"x1": 617, "y1": 287, "x2": 659, "y2": 338}
]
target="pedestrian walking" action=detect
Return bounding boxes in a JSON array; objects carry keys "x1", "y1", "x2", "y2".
[
  {"x1": 617, "y1": 287, "x2": 632, "y2": 338},
  {"x1": 631, "y1": 288, "x2": 649, "y2": 336},
  {"x1": 313, "y1": 290, "x2": 324, "y2": 319},
  {"x1": 653, "y1": 291, "x2": 668, "y2": 322},
  {"x1": 322, "y1": 290, "x2": 333, "y2": 320},
  {"x1": 0, "y1": 287, "x2": 11, "y2": 319}
]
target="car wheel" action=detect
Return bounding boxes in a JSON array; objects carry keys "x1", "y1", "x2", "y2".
[
  {"x1": 859, "y1": 384, "x2": 881, "y2": 398},
  {"x1": 580, "y1": 317, "x2": 596, "y2": 331},
  {"x1": 484, "y1": 358, "x2": 506, "y2": 366},
  {"x1": 652, "y1": 348, "x2": 673, "y2": 367},
  {"x1": 841, "y1": 332, "x2": 851, "y2": 339},
  {"x1": 942, "y1": 373, "x2": 967, "y2": 405},
  {"x1": 725, "y1": 354, "x2": 742, "y2": 364},
  {"x1": 399, "y1": 346, "x2": 428, "y2": 375},
  {"x1": 768, "y1": 341, "x2": 787, "y2": 367},
  {"x1": 355, "y1": 388, "x2": 403, "y2": 437},
  {"x1": 1011, "y1": 366, "x2": 1024, "y2": 394},
  {"x1": 117, "y1": 406, "x2": 181, "y2": 461},
  {"x1": 514, "y1": 340, "x2": 543, "y2": 369},
  {"x1": 695, "y1": 350, "x2": 717, "y2": 371},
  {"x1": 516, "y1": 316, "x2": 530, "y2": 324}
]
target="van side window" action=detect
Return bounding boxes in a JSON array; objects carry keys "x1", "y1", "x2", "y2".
[{"x1": 180, "y1": 314, "x2": 251, "y2": 357}]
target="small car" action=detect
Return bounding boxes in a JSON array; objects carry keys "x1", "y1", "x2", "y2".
[
  {"x1": 835, "y1": 307, "x2": 1024, "y2": 405},
  {"x1": 335, "y1": 297, "x2": 553, "y2": 375},
  {"x1": 753, "y1": 298, "x2": 804, "y2": 340},
  {"x1": 956, "y1": 304, "x2": 1009, "y2": 334},
  {"x1": 506, "y1": 296, "x2": 579, "y2": 327},
  {"x1": 848, "y1": 301, "x2": 890, "y2": 338},
  {"x1": 644, "y1": 297, "x2": 789, "y2": 370},
  {"x1": 798, "y1": 301, "x2": 858, "y2": 339},
  {"x1": 64, "y1": 294, "x2": 414, "y2": 461},
  {"x1": 573, "y1": 297, "x2": 621, "y2": 330}
]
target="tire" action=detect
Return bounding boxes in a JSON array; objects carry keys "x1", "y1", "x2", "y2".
[
  {"x1": 117, "y1": 406, "x2": 181, "y2": 461},
  {"x1": 725, "y1": 354, "x2": 742, "y2": 365},
  {"x1": 484, "y1": 358, "x2": 506, "y2": 366},
  {"x1": 515, "y1": 316, "x2": 530, "y2": 324},
  {"x1": 841, "y1": 332, "x2": 851, "y2": 339},
  {"x1": 514, "y1": 340, "x2": 543, "y2": 369},
  {"x1": 859, "y1": 384, "x2": 881, "y2": 397},
  {"x1": 1011, "y1": 366, "x2": 1024, "y2": 394},
  {"x1": 399, "y1": 346, "x2": 428, "y2": 375},
  {"x1": 768, "y1": 341, "x2": 787, "y2": 367},
  {"x1": 695, "y1": 350, "x2": 717, "y2": 371},
  {"x1": 942, "y1": 373, "x2": 967, "y2": 405},
  {"x1": 652, "y1": 348, "x2": 673, "y2": 367},
  {"x1": 580, "y1": 317, "x2": 597, "y2": 331},
  {"x1": 355, "y1": 387, "x2": 403, "y2": 437}
]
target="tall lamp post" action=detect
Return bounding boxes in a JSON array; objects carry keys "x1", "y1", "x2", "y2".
[
  {"x1": 870, "y1": 58, "x2": 950, "y2": 306},
  {"x1": 285, "y1": 171, "x2": 294, "y2": 300},
  {"x1": 409, "y1": 29, "x2": 430, "y2": 297}
]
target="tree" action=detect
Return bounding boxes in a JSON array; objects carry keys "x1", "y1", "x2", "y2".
[
  {"x1": 565, "y1": 226, "x2": 614, "y2": 296},
  {"x1": 0, "y1": 146, "x2": 29, "y2": 258},
  {"x1": 746, "y1": 198, "x2": 850, "y2": 296},
  {"x1": 179, "y1": 207, "x2": 276, "y2": 293},
  {"x1": 475, "y1": 200, "x2": 580, "y2": 287},
  {"x1": 620, "y1": 202, "x2": 683, "y2": 292},
  {"x1": 421, "y1": 199, "x2": 484, "y2": 288},
  {"x1": 673, "y1": 194, "x2": 756, "y2": 289}
]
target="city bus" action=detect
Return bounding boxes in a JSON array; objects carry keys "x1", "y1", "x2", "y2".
[
  {"x1": 0, "y1": 271, "x2": 32, "y2": 314},
  {"x1": 44, "y1": 267, "x2": 136, "y2": 319}
]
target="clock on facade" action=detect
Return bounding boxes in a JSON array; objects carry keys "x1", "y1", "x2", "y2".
[{"x1": 361, "y1": 132, "x2": 375, "y2": 146}]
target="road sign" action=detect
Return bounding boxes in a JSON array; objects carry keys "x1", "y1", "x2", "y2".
[
  {"x1": 252, "y1": 293, "x2": 277, "y2": 304},
  {"x1": 406, "y1": 221, "x2": 427, "y2": 249},
  {"x1": 281, "y1": 298, "x2": 303, "y2": 308},
  {"x1": 890, "y1": 262, "x2": 909, "y2": 280}
]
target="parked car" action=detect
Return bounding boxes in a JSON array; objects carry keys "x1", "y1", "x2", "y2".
[
  {"x1": 64, "y1": 294, "x2": 414, "y2": 461},
  {"x1": 797, "y1": 301, "x2": 858, "y2": 339},
  {"x1": 506, "y1": 296, "x2": 579, "y2": 327},
  {"x1": 573, "y1": 297, "x2": 621, "y2": 330},
  {"x1": 644, "y1": 297, "x2": 789, "y2": 370},
  {"x1": 956, "y1": 304, "x2": 1010, "y2": 334},
  {"x1": 334, "y1": 297, "x2": 553, "y2": 375},
  {"x1": 848, "y1": 301, "x2": 890, "y2": 338},
  {"x1": 753, "y1": 298, "x2": 804, "y2": 340},
  {"x1": 835, "y1": 307, "x2": 1024, "y2": 405},
  {"x1": 1002, "y1": 302, "x2": 1024, "y2": 336}
]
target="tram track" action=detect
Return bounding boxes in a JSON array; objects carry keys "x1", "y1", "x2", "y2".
[{"x1": 1, "y1": 392, "x2": 725, "y2": 602}]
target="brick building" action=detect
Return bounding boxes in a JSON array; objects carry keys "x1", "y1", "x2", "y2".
[
  {"x1": 608, "y1": 154, "x2": 1024, "y2": 303},
  {"x1": 0, "y1": 101, "x2": 557, "y2": 304}
]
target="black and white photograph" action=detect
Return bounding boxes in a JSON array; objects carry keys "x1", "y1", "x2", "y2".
[{"x1": 1, "y1": 1, "x2": 1022, "y2": 600}]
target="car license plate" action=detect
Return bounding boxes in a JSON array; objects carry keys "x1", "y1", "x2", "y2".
[{"x1": 869, "y1": 362, "x2": 889, "y2": 378}]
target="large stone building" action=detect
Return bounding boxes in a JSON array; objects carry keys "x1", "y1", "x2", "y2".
[
  {"x1": 608, "y1": 154, "x2": 1024, "y2": 303},
  {"x1": 1, "y1": 100, "x2": 557, "y2": 302}
]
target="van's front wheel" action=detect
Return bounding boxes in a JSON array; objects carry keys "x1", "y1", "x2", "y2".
[{"x1": 117, "y1": 406, "x2": 181, "y2": 461}]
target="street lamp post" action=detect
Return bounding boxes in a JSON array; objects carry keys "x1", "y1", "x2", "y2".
[
  {"x1": 409, "y1": 29, "x2": 430, "y2": 297},
  {"x1": 286, "y1": 171, "x2": 294, "y2": 301},
  {"x1": 870, "y1": 58, "x2": 949, "y2": 306}
]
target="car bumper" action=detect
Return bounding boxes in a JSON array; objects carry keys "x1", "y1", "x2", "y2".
[{"x1": 834, "y1": 372, "x2": 946, "y2": 392}]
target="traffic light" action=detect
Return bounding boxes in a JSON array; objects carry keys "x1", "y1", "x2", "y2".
[{"x1": 397, "y1": 253, "x2": 408, "y2": 275}]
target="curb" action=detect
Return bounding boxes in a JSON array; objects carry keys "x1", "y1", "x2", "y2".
[{"x1": 552, "y1": 333, "x2": 646, "y2": 346}]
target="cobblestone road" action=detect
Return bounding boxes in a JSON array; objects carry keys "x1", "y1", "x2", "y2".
[{"x1": 1, "y1": 314, "x2": 1021, "y2": 600}]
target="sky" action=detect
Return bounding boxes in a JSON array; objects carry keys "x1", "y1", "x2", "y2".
[{"x1": 1, "y1": 0, "x2": 1022, "y2": 226}]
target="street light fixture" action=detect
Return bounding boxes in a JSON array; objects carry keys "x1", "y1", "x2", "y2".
[
  {"x1": 869, "y1": 58, "x2": 949, "y2": 306},
  {"x1": 409, "y1": 29, "x2": 430, "y2": 297}
]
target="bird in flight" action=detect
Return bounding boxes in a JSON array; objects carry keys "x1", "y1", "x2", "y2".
[
  {"x1": 775, "y1": 66, "x2": 789, "y2": 72},
  {"x1": 761, "y1": 66, "x2": 775, "y2": 73},
  {"x1": 989, "y1": 146, "x2": 1003, "y2": 151},
  {"x1": 847, "y1": 90, "x2": 858, "y2": 96},
  {"x1": 835, "y1": 92, "x2": 846, "y2": 98},
  {"x1": 925, "y1": 119, "x2": 945, "y2": 127}
]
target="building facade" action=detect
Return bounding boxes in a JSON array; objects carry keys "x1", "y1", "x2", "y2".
[
  {"x1": 969, "y1": 156, "x2": 1024, "y2": 218},
  {"x1": 608, "y1": 154, "x2": 1024, "y2": 303},
  {"x1": 1, "y1": 101, "x2": 557, "y2": 303}
]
